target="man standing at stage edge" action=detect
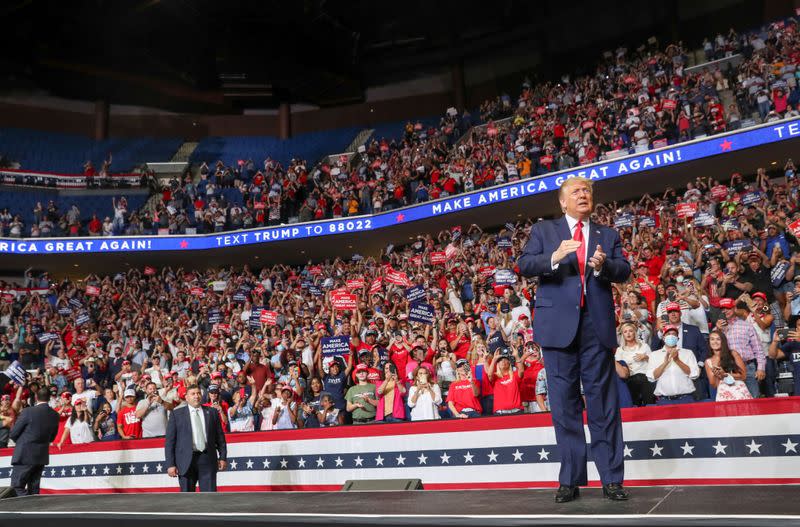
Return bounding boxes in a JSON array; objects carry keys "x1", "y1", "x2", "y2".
[
  {"x1": 165, "y1": 385, "x2": 228, "y2": 492},
  {"x1": 9, "y1": 387, "x2": 59, "y2": 496},
  {"x1": 518, "y1": 177, "x2": 630, "y2": 503}
]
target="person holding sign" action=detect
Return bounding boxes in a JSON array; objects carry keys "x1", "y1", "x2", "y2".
[{"x1": 517, "y1": 177, "x2": 631, "y2": 503}]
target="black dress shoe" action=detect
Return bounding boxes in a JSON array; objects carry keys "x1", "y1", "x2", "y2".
[
  {"x1": 554, "y1": 485, "x2": 580, "y2": 503},
  {"x1": 602, "y1": 483, "x2": 629, "y2": 501}
]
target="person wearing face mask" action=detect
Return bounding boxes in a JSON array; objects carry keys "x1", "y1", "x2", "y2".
[{"x1": 646, "y1": 325, "x2": 700, "y2": 405}]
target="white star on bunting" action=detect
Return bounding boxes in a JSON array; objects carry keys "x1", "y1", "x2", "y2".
[
  {"x1": 354, "y1": 456, "x2": 364, "y2": 467},
  {"x1": 512, "y1": 449, "x2": 524, "y2": 461},
  {"x1": 463, "y1": 452, "x2": 474, "y2": 463},
  {"x1": 316, "y1": 457, "x2": 325, "y2": 467},
  {"x1": 680, "y1": 442, "x2": 695, "y2": 456},
  {"x1": 281, "y1": 459, "x2": 289, "y2": 468},
  {"x1": 156, "y1": 464, "x2": 163, "y2": 473},
  {"x1": 50, "y1": 469, "x2": 56, "y2": 476},
  {"x1": 71, "y1": 468, "x2": 77, "y2": 476},
  {"x1": 712, "y1": 441, "x2": 728, "y2": 455},
  {"x1": 129, "y1": 465, "x2": 135, "y2": 473},
  {"x1": 116, "y1": 466, "x2": 122, "y2": 474},
  {"x1": 81, "y1": 467, "x2": 87, "y2": 475},
  {"x1": 623, "y1": 445, "x2": 633, "y2": 458},
  {"x1": 745, "y1": 440, "x2": 762, "y2": 454},
  {"x1": 650, "y1": 443, "x2": 664, "y2": 457},
  {"x1": 298, "y1": 458, "x2": 306, "y2": 468},
  {"x1": 91, "y1": 467, "x2": 97, "y2": 475},
  {"x1": 440, "y1": 453, "x2": 451, "y2": 464},
  {"x1": 263, "y1": 459, "x2": 271, "y2": 468},
  {"x1": 246, "y1": 459, "x2": 254, "y2": 469},
  {"x1": 374, "y1": 455, "x2": 384, "y2": 466},
  {"x1": 334, "y1": 457, "x2": 344, "y2": 467},
  {"x1": 229, "y1": 460, "x2": 238, "y2": 470},
  {"x1": 142, "y1": 465, "x2": 149, "y2": 473},
  {"x1": 537, "y1": 448, "x2": 549, "y2": 461},
  {"x1": 418, "y1": 453, "x2": 428, "y2": 465},
  {"x1": 782, "y1": 438, "x2": 798, "y2": 454},
  {"x1": 488, "y1": 450, "x2": 498, "y2": 462},
  {"x1": 396, "y1": 454, "x2": 406, "y2": 465}
]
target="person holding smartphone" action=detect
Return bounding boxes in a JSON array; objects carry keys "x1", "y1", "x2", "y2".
[
  {"x1": 768, "y1": 317, "x2": 800, "y2": 396},
  {"x1": 446, "y1": 359, "x2": 482, "y2": 418}
]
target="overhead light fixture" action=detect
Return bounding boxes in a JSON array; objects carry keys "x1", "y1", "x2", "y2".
[
  {"x1": 73, "y1": 264, "x2": 79, "y2": 267},
  {"x1": 771, "y1": 161, "x2": 778, "y2": 165}
]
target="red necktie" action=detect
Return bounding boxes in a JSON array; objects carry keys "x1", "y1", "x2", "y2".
[{"x1": 574, "y1": 221, "x2": 586, "y2": 307}]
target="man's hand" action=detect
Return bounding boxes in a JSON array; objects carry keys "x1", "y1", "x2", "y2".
[
  {"x1": 755, "y1": 370, "x2": 766, "y2": 381},
  {"x1": 218, "y1": 460, "x2": 228, "y2": 471},
  {"x1": 552, "y1": 240, "x2": 582, "y2": 265},
  {"x1": 588, "y1": 244, "x2": 606, "y2": 270},
  {"x1": 167, "y1": 466, "x2": 178, "y2": 477}
]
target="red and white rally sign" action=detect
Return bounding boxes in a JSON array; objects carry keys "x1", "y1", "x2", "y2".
[
  {"x1": 190, "y1": 286, "x2": 204, "y2": 296},
  {"x1": 788, "y1": 218, "x2": 800, "y2": 238},
  {"x1": 410, "y1": 255, "x2": 423, "y2": 266},
  {"x1": 369, "y1": 277, "x2": 382, "y2": 294},
  {"x1": 217, "y1": 323, "x2": 231, "y2": 334},
  {"x1": 143, "y1": 266, "x2": 157, "y2": 276},
  {"x1": 346, "y1": 279, "x2": 365, "y2": 290},
  {"x1": 675, "y1": 202, "x2": 698, "y2": 219},
  {"x1": 331, "y1": 293, "x2": 358, "y2": 310},
  {"x1": 85, "y1": 285, "x2": 101, "y2": 296},
  {"x1": 308, "y1": 266, "x2": 323, "y2": 276},
  {"x1": 430, "y1": 251, "x2": 447, "y2": 265},
  {"x1": 386, "y1": 269, "x2": 410, "y2": 286},
  {"x1": 1, "y1": 293, "x2": 14, "y2": 303},
  {"x1": 711, "y1": 185, "x2": 729, "y2": 200},
  {"x1": 662, "y1": 99, "x2": 677, "y2": 110},
  {"x1": 260, "y1": 310, "x2": 278, "y2": 326},
  {"x1": 65, "y1": 366, "x2": 83, "y2": 381},
  {"x1": 253, "y1": 284, "x2": 265, "y2": 296},
  {"x1": 444, "y1": 243, "x2": 458, "y2": 260},
  {"x1": 479, "y1": 266, "x2": 496, "y2": 277},
  {"x1": 539, "y1": 155, "x2": 553, "y2": 165}
]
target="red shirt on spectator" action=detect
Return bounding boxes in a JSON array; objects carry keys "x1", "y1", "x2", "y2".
[
  {"x1": 389, "y1": 344, "x2": 409, "y2": 374},
  {"x1": 88, "y1": 217, "x2": 102, "y2": 234},
  {"x1": 492, "y1": 372, "x2": 522, "y2": 412},
  {"x1": 117, "y1": 405, "x2": 142, "y2": 439},
  {"x1": 520, "y1": 359, "x2": 543, "y2": 402},
  {"x1": 446, "y1": 379, "x2": 482, "y2": 413}
]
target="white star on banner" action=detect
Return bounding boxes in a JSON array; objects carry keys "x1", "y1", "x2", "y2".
[
  {"x1": 396, "y1": 454, "x2": 406, "y2": 466},
  {"x1": 334, "y1": 457, "x2": 344, "y2": 467},
  {"x1": 463, "y1": 452, "x2": 474, "y2": 464},
  {"x1": 263, "y1": 459, "x2": 271, "y2": 468},
  {"x1": 782, "y1": 438, "x2": 798, "y2": 454},
  {"x1": 440, "y1": 453, "x2": 451, "y2": 464},
  {"x1": 91, "y1": 467, "x2": 97, "y2": 475},
  {"x1": 50, "y1": 469, "x2": 56, "y2": 476},
  {"x1": 103, "y1": 467, "x2": 110, "y2": 475},
  {"x1": 537, "y1": 448, "x2": 549, "y2": 461},
  {"x1": 116, "y1": 466, "x2": 122, "y2": 474},
  {"x1": 713, "y1": 441, "x2": 728, "y2": 455},
  {"x1": 81, "y1": 467, "x2": 87, "y2": 475},
  {"x1": 680, "y1": 442, "x2": 695, "y2": 456},
  {"x1": 488, "y1": 450, "x2": 498, "y2": 462},
  {"x1": 129, "y1": 465, "x2": 135, "y2": 473},
  {"x1": 142, "y1": 465, "x2": 149, "y2": 473},
  {"x1": 71, "y1": 468, "x2": 76, "y2": 476},
  {"x1": 623, "y1": 445, "x2": 633, "y2": 458},
  {"x1": 246, "y1": 460, "x2": 254, "y2": 469},
  {"x1": 354, "y1": 456, "x2": 364, "y2": 467},
  {"x1": 418, "y1": 453, "x2": 428, "y2": 465},
  {"x1": 156, "y1": 464, "x2": 163, "y2": 473},
  {"x1": 298, "y1": 458, "x2": 306, "y2": 468},
  {"x1": 746, "y1": 440, "x2": 762, "y2": 454},
  {"x1": 650, "y1": 443, "x2": 663, "y2": 457},
  {"x1": 229, "y1": 460, "x2": 238, "y2": 470},
  {"x1": 512, "y1": 449, "x2": 524, "y2": 462},
  {"x1": 374, "y1": 455, "x2": 384, "y2": 466},
  {"x1": 316, "y1": 457, "x2": 325, "y2": 467},
  {"x1": 281, "y1": 459, "x2": 289, "y2": 468},
  {"x1": 61, "y1": 469, "x2": 66, "y2": 476}
]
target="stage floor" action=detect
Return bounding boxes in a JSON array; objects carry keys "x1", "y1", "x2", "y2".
[{"x1": 0, "y1": 486, "x2": 798, "y2": 527}]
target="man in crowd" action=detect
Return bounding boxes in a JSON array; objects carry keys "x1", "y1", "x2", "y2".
[
  {"x1": 646, "y1": 325, "x2": 700, "y2": 405},
  {"x1": 716, "y1": 297, "x2": 765, "y2": 397}
]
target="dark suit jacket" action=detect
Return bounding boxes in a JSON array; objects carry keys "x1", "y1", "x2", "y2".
[
  {"x1": 9, "y1": 403, "x2": 59, "y2": 466},
  {"x1": 517, "y1": 216, "x2": 631, "y2": 349},
  {"x1": 165, "y1": 404, "x2": 227, "y2": 476},
  {"x1": 651, "y1": 323, "x2": 709, "y2": 361}
]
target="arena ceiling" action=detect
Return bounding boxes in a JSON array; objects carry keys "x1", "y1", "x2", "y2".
[{"x1": 0, "y1": 0, "x2": 769, "y2": 113}]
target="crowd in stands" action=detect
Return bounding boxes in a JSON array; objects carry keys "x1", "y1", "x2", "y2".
[
  {"x1": 1, "y1": 19, "x2": 798, "y2": 239},
  {"x1": 0, "y1": 156, "x2": 799, "y2": 448}
]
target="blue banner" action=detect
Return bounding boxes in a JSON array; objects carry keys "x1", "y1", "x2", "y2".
[
  {"x1": 405, "y1": 285, "x2": 427, "y2": 303},
  {"x1": 1, "y1": 119, "x2": 798, "y2": 256},
  {"x1": 408, "y1": 302, "x2": 435, "y2": 325},
  {"x1": 321, "y1": 336, "x2": 350, "y2": 357}
]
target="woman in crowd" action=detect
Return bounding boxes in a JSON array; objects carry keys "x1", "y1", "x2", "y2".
[
  {"x1": 298, "y1": 376, "x2": 324, "y2": 428},
  {"x1": 615, "y1": 321, "x2": 655, "y2": 406},
  {"x1": 704, "y1": 329, "x2": 751, "y2": 401},
  {"x1": 376, "y1": 362, "x2": 406, "y2": 422},
  {"x1": 272, "y1": 384, "x2": 298, "y2": 430},
  {"x1": 228, "y1": 386, "x2": 256, "y2": 432},
  {"x1": 316, "y1": 393, "x2": 344, "y2": 427},
  {"x1": 58, "y1": 399, "x2": 94, "y2": 447},
  {"x1": 407, "y1": 366, "x2": 442, "y2": 421},
  {"x1": 93, "y1": 401, "x2": 119, "y2": 441}
]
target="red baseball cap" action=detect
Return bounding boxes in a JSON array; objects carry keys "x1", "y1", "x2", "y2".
[
  {"x1": 719, "y1": 298, "x2": 735, "y2": 309},
  {"x1": 355, "y1": 363, "x2": 368, "y2": 373},
  {"x1": 663, "y1": 324, "x2": 680, "y2": 335},
  {"x1": 666, "y1": 302, "x2": 681, "y2": 313},
  {"x1": 751, "y1": 292, "x2": 767, "y2": 302}
]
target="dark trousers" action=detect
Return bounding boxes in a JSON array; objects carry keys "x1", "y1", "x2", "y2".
[
  {"x1": 626, "y1": 373, "x2": 655, "y2": 406},
  {"x1": 11, "y1": 464, "x2": 44, "y2": 496},
  {"x1": 179, "y1": 451, "x2": 218, "y2": 492},
  {"x1": 542, "y1": 308, "x2": 624, "y2": 487}
]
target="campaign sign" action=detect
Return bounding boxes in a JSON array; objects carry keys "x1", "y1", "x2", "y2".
[
  {"x1": 37, "y1": 332, "x2": 58, "y2": 343},
  {"x1": 65, "y1": 366, "x2": 83, "y2": 381},
  {"x1": 386, "y1": 270, "x2": 410, "y2": 286},
  {"x1": 741, "y1": 191, "x2": 763, "y2": 205},
  {"x1": 346, "y1": 279, "x2": 365, "y2": 290},
  {"x1": 722, "y1": 219, "x2": 740, "y2": 231},
  {"x1": 207, "y1": 308, "x2": 222, "y2": 324},
  {"x1": 771, "y1": 260, "x2": 790, "y2": 287},
  {"x1": 638, "y1": 216, "x2": 656, "y2": 228},
  {"x1": 430, "y1": 251, "x2": 447, "y2": 265},
  {"x1": 494, "y1": 269, "x2": 518, "y2": 286},
  {"x1": 85, "y1": 285, "x2": 101, "y2": 296},
  {"x1": 231, "y1": 291, "x2": 247, "y2": 303},
  {"x1": 408, "y1": 302, "x2": 435, "y2": 325},
  {"x1": 614, "y1": 214, "x2": 634, "y2": 228},
  {"x1": 662, "y1": 99, "x2": 677, "y2": 110},
  {"x1": 190, "y1": 286, "x2": 204, "y2": 296},
  {"x1": 57, "y1": 306, "x2": 73, "y2": 316},
  {"x1": 260, "y1": 310, "x2": 278, "y2": 326},
  {"x1": 693, "y1": 212, "x2": 716, "y2": 227},
  {"x1": 497, "y1": 237, "x2": 513, "y2": 249},
  {"x1": 788, "y1": 218, "x2": 800, "y2": 238},
  {"x1": 369, "y1": 277, "x2": 382, "y2": 295},
  {"x1": 445, "y1": 244, "x2": 458, "y2": 259},
  {"x1": 724, "y1": 239, "x2": 752, "y2": 255},
  {"x1": 675, "y1": 202, "x2": 698, "y2": 218},
  {"x1": 321, "y1": 336, "x2": 351, "y2": 368},
  {"x1": 331, "y1": 292, "x2": 358, "y2": 310},
  {"x1": 309, "y1": 285, "x2": 323, "y2": 297},
  {"x1": 144, "y1": 266, "x2": 157, "y2": 276},
  {"x1": 406, "y1": 285, "x2": 427, "y2": 303},
  {"x1": 75, "y1": 311, "x2": 91, "y2": 326},
  {"x1": 68, "y1": 298, "x2": 83, "y2": 309},
  {"x1": 249, "y1": 307, "x2": 263, "y2": 330},
  {"x1": 711, "y1": 185, "x2": 729, "y2": 200}
]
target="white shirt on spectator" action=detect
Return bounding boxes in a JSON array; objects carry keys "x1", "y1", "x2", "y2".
[
  {"x1": 65, "y1": 417, "x2": 95, "y2": 444},
  {"x1": 408, "y1": 384, "x2": 442, "y2": 421},
  {"x1": 615, "y1": 342, "x2": 652, "y2": 376},
  {"x1": 71, "y1": 390, "x2": 98, "y2": 408},
  {"x1": 646, "y1": 347, "x2": 699, "y2": 396}
]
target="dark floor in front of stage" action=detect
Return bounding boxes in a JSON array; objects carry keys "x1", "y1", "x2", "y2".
[{"x1": 0, "y1": 486, "x2": 798, "y2": 526}]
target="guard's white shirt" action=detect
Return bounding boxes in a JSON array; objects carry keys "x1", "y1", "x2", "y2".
[{"x1": 646, "y1": 347, "x2": 699, "y2": 396}]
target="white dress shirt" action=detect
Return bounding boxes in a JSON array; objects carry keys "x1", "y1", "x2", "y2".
[
  {"x1": 614, "y1": 342, "x2": 652, "y2": 376},
  {"x1": 189, "y1": 405, "x2": 207, "y2": 452},
  {"x1": 551, "y1": 215, "x2": 600, "y2": 286},
  {"x1": 646, "y1": 347, "x2": 699, "y2": 396}
]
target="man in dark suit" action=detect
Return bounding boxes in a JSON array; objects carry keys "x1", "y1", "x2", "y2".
[
  {"x1": 518, "y1": 177, "x2": 631, "y2": 503},
  {"x1": 651, "y1": 302, "x2": 709, "y2": 399},
  {"x1": 165, "y1": 385, "x2": 228, "y2": 492},
  {"x1": 9, "y1": 387, "x2": 59, "y2": 496}
]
